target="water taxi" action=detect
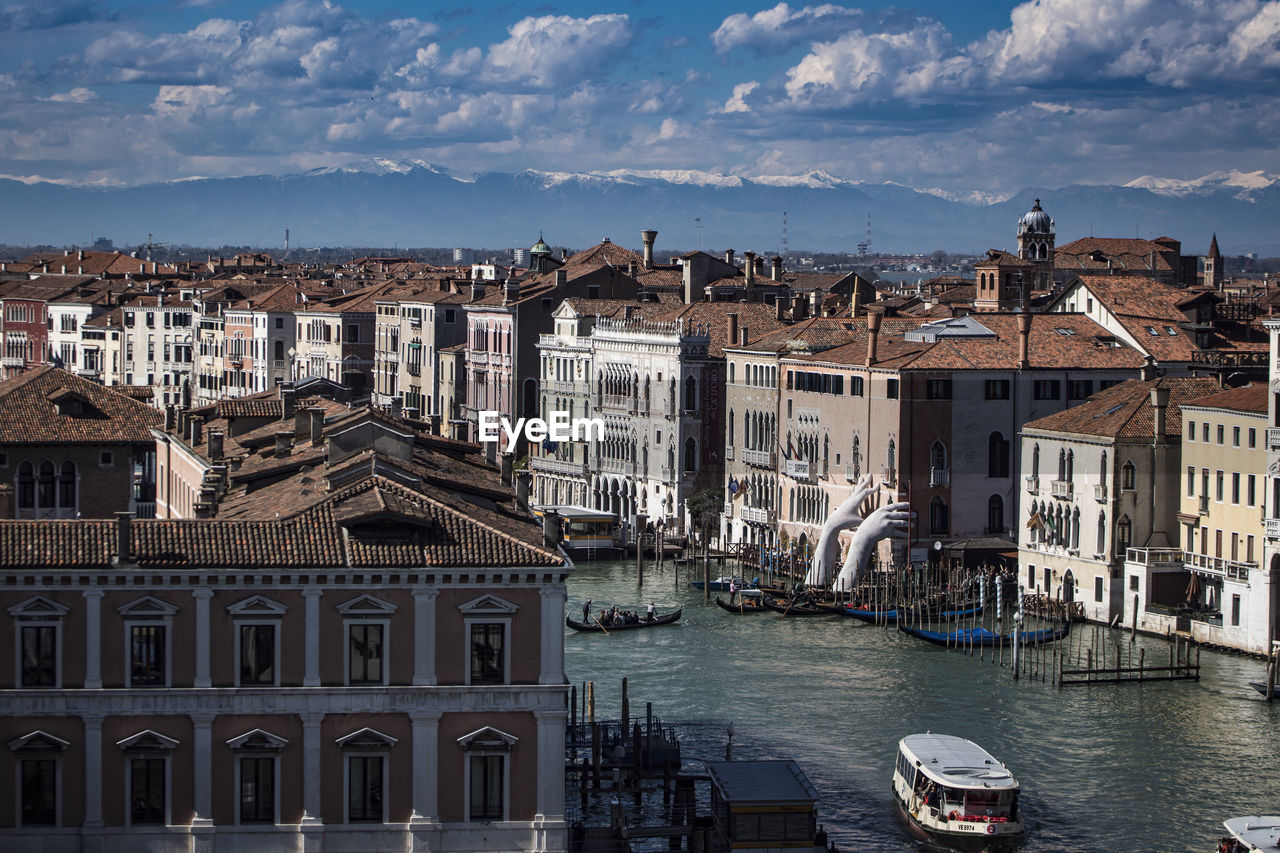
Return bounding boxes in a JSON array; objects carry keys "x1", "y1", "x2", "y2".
[
  {"x1": 531, "y1": 505, "x2": 618, "y2": 555},
  {"x1": 892, "y1": 733, "x2": 1023, "y2": 848},
  {"x1": 1219, "y1": 816, "x2": 1280, "y2": 851}
]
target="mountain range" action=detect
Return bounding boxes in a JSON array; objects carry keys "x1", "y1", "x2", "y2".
[{"x1": 1, "y1": 162, "x2": 1276, "y2": 257}]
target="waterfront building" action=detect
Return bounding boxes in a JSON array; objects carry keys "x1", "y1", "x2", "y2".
[{"x1": 1019, "y1": 377, "x2": 1218, "y2": 623}]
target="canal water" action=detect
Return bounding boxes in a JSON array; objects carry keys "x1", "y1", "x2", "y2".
[{"x1": 564, "y1": 558, "x2": 1280, "y2": 852}]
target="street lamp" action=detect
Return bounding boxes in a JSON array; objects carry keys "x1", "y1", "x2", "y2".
[{"x1": 725, "y1": 722, "x2": 735, "y2": 761}]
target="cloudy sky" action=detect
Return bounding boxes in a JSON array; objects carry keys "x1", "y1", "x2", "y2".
[{"x1": 2, "y1": 0, "x2": 1278, "y2": 194}]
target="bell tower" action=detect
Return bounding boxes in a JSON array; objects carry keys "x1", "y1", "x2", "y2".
[{"x1": 1017, "y1": 198, "x2": 1055, "y2": 292}]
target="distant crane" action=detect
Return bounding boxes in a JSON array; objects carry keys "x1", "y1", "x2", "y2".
[
  {"x1": 856, "y1": 214, "x2": 871, "y2": 259},
  {"x1": 780, "y1": 211, "x2": 788, "y2": 261},
  {"x1": 141, "y1": 233, "x2": 170, "y2": 262}
]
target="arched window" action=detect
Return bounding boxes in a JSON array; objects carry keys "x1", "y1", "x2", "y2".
[
  {"x1": 929, "y1": 496, "x2": 949, "y2": 535},
  {"x1": 58, "y1": 461, "x2": 76, "y2": 510},
  {"x1": 930, "y1": 440, "x2": 947, "y2": 471},
  {"x1": 1032, "y1": 443, "x2": 1040, "y2": 479},
  {"x1": 988, "y1": 432, "x2": 1009, "y2": 478},
  {"x1": 16, "y1": 461, "x2": 34, "y2": 510},
  {"x1": 1097, "y1": 512, "x2": 1106, "y2": 555},
  {"x1": 37, "y1": 461, "x2": 55, "y2": 509},
  {"x1": 728, "y1": 410, "x2": 735, "y2": 447},
  {"x1": 1058, "y1": 449, "x2": 1066, "y2": 482},
  {"x1": 274, "y1": 339, "x2": 284, "y2": 360},
  {"x1": 1066, "y1": 450, "x2": 1074, "y2": 481},
  {"x1": 684, "y1": 438, "x2": 696, "y2": 473},
  {"x1": 685, "y1": 377, "x2": 697, "y2": 411},
  {"x1": 987, "y1": 495, "x2": 1003, "y2": 534},
  {"x1": 1116, "y1": 514, "x2": 1132, "y2": 553},
  {"x1": 729, "y1": 363, "x2": 735, "y2": 384},
  {"x1": 1071, "y1": 507, "x2": 1081, "y2": 550},
  {"x1": 887, "y1": 439, "x2": 896, "y2": 474},
  {"x1": 1121, "y1": 460, "x2": 1136, "y2": 490}
]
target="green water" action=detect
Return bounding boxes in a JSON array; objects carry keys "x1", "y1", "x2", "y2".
[{"x1": 564, "y1": 558, "x2": 1280, "y2": 852}]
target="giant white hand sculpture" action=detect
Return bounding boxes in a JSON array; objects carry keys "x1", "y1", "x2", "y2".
[
  {"x1": 833, "y1": 500, "x2": 910, "y2": 593},
  {"x1": 805, "y1": 474, "x2": 876, "y2": 587}
]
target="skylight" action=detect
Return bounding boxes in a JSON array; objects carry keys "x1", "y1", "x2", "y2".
[
  {"x1": 1165, "y1": 326, "x2": 1178, "y2": 335},
  {"x1": 1146, "y1": 326, "x2": 1159, "y2": 336},
  {"x1": 1094, "y1": 403, "x2": 1126, "y2": 417},
  {"x1": 1054, "y1": 328, "x2": 1076, "y2": 336}
]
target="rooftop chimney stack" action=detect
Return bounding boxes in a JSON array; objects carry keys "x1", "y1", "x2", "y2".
[
  {"x1": 1151, "y1": 385, "x2": 1171, "y2": 439},
  {"x1": 1140, "y1": 356, "x2": 1157, "y2": 382},
  {"x1": 208, "y1": 431, "x2": 224, "y2": 462},
  {"x1": 275, "y1": 433, "x2": 291, "y2": 457},
  {"x1": 555, "y1": 269, "x2": 567, "y2": 287},
  {"x1": 793, "y1": 293, "x2": 808, "y2": 321},
  {"x1": 1017, "y1": 313, "x2": 1031, "y2": 370},
  {"x1": 725, "y1": 249, "x2": 735, "y2": 266},
  {"x1": 771, "y1": 255, "x2": 783, "y2": 282},
  {"x1": 470, "y1": 282, "x2": 485, "y2": 302},
  {"x1": 189, "y1": 414, "x2": 203, "y2": 448},
  {"x1": 310, "y1": 409, "x2": 324, "y2": 446},
  {"x1": 115, "y1": 511, "x2": 133, "y2": 563},
  {"x1": 775, "y1": 296, "x2": 787, "y2": 321},
  {"x1": 866, "y1": 310, "x2": 883, "y2": 366},
  {"x1": 641, "y1": 229, "x2": 657, "y2": 270},
  {"x1": 726, "y1": 312, "x2": 739, "y2": 347},
  {"x1": 743, "y1": 251, "x2": 756, "y2": 286},
  {"x1": 739, "y1": 327, "x2": 749, "y2": 347},
  {"x1": 280, "y1": 385, "x2": 296, "y2": 421}
]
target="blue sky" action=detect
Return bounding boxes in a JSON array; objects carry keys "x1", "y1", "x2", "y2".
[{"x1": 1, "y1": 0, "x2": 1277, "y2": 195}]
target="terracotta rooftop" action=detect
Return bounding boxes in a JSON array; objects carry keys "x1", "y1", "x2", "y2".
[
  {"x1": 1023, "y1": 377, "x2": 1221, "y2": 440},
  {"x1": 0, "y1": 366, "x2": 162, "y2": 445},
  {"x1": 1181, "y1": 382, "x2": 1267, "y2": 414}
]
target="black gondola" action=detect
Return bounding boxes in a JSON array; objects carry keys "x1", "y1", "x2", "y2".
[
  {"x1": 715, "y1": 595, "x2": 770, "y2": 614},
  {"x1": 566, "y1": 607, "x2": 682, "y2": 632},
  {"x1": 761, "y1": 598, "x2": 831, "y2": 617}
]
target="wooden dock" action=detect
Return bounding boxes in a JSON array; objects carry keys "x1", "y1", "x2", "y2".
[{"x1": 1057, "y1": 634, "x2": 1199, "y2": 686}]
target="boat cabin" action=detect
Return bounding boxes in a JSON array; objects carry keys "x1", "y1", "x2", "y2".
[
  {"x1": 706, "y1": 760, "x2": 822, "y2": 851},
  {"x1": 893, "y1": 733, "x2": 1022, "y2": 842}
]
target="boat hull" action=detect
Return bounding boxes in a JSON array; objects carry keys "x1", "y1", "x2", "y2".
[
  {"x1": 894, "y1": 798, "x2": 1024, "y2": 851},
  {"x1": 566, "y1": 607, "x2": 682, "y2": 632},
  {"x1": 899, "y1": 621, "x2": 1070, "y2": 648},
  {"x1": 714, "y1": 596, "x2": 769, "y2": 614}
]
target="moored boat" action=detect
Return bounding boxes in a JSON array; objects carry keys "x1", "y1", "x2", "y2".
[
  {"x1": 1248, "y1": 681, "x2": 1280, "y2": 698},
  {"x1": 761, "y1": 597, "x2": 831, "y2": 616},
  {"x1": 714, "y1": 591, "x2": 769, "y2": 614},
  {"x1": 566, "y1": 607, "x2": 682, "y2": 632},
  {"x1": 1218, "y1": 816, "x2": 1280, "y2": 850},
  {"x1": 892, "y1": 733, "x2": 1023, "y2": 848},
  {"x1": 899, "y1": 621, "x2": 1070, "y2": 648},
  {"x1": 690, "y1": 576, "x2": 755, "y2": 592},
  {"x1": 842, "y1": 602, "x2": 983, "y2": 624}
]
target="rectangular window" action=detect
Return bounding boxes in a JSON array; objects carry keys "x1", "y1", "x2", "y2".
[
  {"x1": 1202, "y1": 423, "x2": 1209, "y2": 443},
  {"x1": 346, "y1": 324, "x2": 359, "y2": 343},
  {"x1": 1217, "y1": 424, "x2": 1225, "y2": 444},
  {"x1": 1248, "y1": 474, "x2": 1256, "y2": 507},
  {"x1": 1232, "y1": 595, "x2": 1241, "y2": 627},
  {"x1": 240, "y1": 756, "x2": 275, "y2": 824},
  {"x1": 1043, "y1": 567, "x2": 1050, "y2": 592},
  {"x1": 886, "y1": 378, "x2": 899, "y2": 400},
  {"x1": 1067, "y1": 379, "x2": 1093, "y2": 400},
  {"x1": 1033, "y1": 380, "x2": 1060, "y2": 400},
  {"x1": 925, "y1": 378, "x2": 951, "y2": 400},
  {"x1": 849, "y1": 376, "x2": 864, "y2": 396},
  {"x1": 1094, "y1": 577, "x2": 1104, "y2": 603},
  {"x1": 1187, "y1": 466, "x2": 1195, "y2": 497},
  {"x1": 1130, "y1": 575, "x2": 1140, "y2": 592},
  {"x1": 129, "y1": 625, "x2": 166, "y2": 687},
  {"x1": 1248, "y1": 534, "x2": 1255, "y2": 563},
  {"x1": 20, "y1": 759, "x2": 57, "y2": 826},
  {"x1": 240, "y1": 624, "x2": 277, "y2": 685},
  {"x1": 347, "y1": 755, "x2": 384, "y2": 822},
  {"x1": 1027, "y1": 564, "x2": 1035, "y2": 588},
  {"x1": 130, "y1": 758, "x2": 166, "y2": 825},
  {"x1": 469, "y1": 755, "x2": 503, "y2": 821},
  {"x1": 1187, "y1": 420, "x2": 1196, "y2": 440},
  {"x1": 470, "y1": 623, "x2": 506, "y2": 685},
  {"x1": 20, "y1": 625, "x2": 56, "y2": 687},
  {"x1": 1249, "y1": 428, "x2": 1257, "y2": 448},
  {"x1": 1232, "y1": 472, "x2": 1241, "y2": 505},
  {"x1": 1216, "y1": 470, "x2": 1224, "y2": 502},
  {"x1": 348, "y1": 623, "x2": 384, "y2": 685},
  {"x1": 984, "y1": 380, "x2": 1009, "y2": 400},
  {"x1": 1233, "y1": 426, "x2": 1241, "y2": 447}
]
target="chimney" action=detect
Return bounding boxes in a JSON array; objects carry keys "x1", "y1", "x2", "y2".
[
  {"x1": 555, "y1": 269, "x2": 567, "y2": 287},
  {"x1": 724, "y1": 249, "x2": 735, "y2": 266},
  {"x1": 189, "y1": 414, "x2": 203, "y2": 447},
  {"x1": 275, "y1": 433, "x2": 291, "y2": 457},
  {"x1": 115, "y1": 512, "x2": 134, "y2": 562},
  {"x1": 770, "y1": 255, "x2": 783, "y2": 282},
  {"x1": 627, "y1": 260, "x2": 637, "y2": 278},
  {"x1": 280, "y1": 385, "x2": 296, "y2": 421},
  {"x1": 78, "y1": 249, "x2": 85, "y2": 261},
  {"x1": 866, "y1": 310, "x2": 883, "y2": 366},
  {"x1": 310, "y1": 408, "x2": 324, "y2": 446},
  {"x1": 515, "y1": 470, "x2": 530, "y2": 512},
  {"x1": 743, "y1": 252, "x2": 756, "y2": 286},
  {"x1": 470, "y1": 282, "x2": 485, "y2": 302},
  {"x1": 726, "y1": 312, "x2": 739, "y2": 347},
  {"x1": 739, "y1": 327, "x2": 749, "y2": 347},
  {"x1": 294, "y1": 407, "x2": 311, "y2": 438},
  {"x1": 793, "y1": 293, "x2": 808, "y2": 321},
  {"x1": 1140, "y1": 355, "x2": 1157, "y2": 381},
  {"x1": 208, "y1": 430, "x2": 224, "y2": 462},
  {"x1": 543, "y1": 510, "x2": 563, "y2": 547},
  {"x1": 775, "y1": 296, "x2": 787, "y2": 321},
  {"x1": 1017, "y1": 313, "x2": 1031, "y2": 370},
  {"x1": 641, "y1": 230, "x2": 657, "y2": 270},
  {"x1": 503, "y1": 280, "x2": 521, "y2": 305},
  {"x1": 390, "y1": 398, "x2": 403, "y2": 418},
  {"x1": 1151, "y1": 385, "x2": 1171, "y2": 439},
  {"x1": 164, "y1": 405, "x2": 175, "y2": 432}
]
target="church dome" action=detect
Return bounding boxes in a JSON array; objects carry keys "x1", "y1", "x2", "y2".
[
  {"x1": 1018, "y1": 199, "x2": 1052, "y2": 235},
  {"x1": 531, "y1": 234, "x2": 552, "y2": 255}
]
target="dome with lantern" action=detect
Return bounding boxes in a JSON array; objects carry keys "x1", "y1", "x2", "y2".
[{"x1": 1018, "y1": 199, "x2": 1053, "y2": 235}]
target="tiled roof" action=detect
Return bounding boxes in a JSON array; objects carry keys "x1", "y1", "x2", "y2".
[
  {"x1": 1055, "y1": 237, "x2": 1178, "y2": 273},
  {"x1": 8, "y1": 251, "x2": 180, "y2": 277},
  {"x1": 975, "y1": 249, "x2": 1032, "y2": 268},
  {"x1": 1181, "y1": 382, "x2": 1267, "y2": 414},
  {"x1": 1069, "y1": 275, "x2": 1191, "y2": 321},
  {"x1": 1023, "y1": 377, "x2": 1220, "y2": 439},
  {"x1": 654, "y1": 301, "x2": 789, "y2": 358},
  {"x1": 0, "y1": 367, "x2": 161, "y2": 445},
  {"x1": 0, "y1": 475, "x2": 563, "y2": 570}
]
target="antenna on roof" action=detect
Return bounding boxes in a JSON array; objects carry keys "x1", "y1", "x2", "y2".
[
  {"x1": 857, "y1": 214, "x2": 871, "y2": 259},
  {"x1": 780, "y1": 211, "x2": 788, "y2": 260}
]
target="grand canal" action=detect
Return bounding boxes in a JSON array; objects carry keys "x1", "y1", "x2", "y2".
[{"x1": 564, "y1": 558, "x2": 1280, "y2": 852}]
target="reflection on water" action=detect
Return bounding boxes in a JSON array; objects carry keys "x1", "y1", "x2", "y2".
[{"x1": 564, "y1": 559, "x2": 1280, "y2": 852}]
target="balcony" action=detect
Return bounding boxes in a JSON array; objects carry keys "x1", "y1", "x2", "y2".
[
  {"x1": 1266, "y1": 518, "x2": 1280, "y2": 540},
  {"x1": 1184, "y1": 551, "x2": 1256, "y2": 581},
  {"x1": 1125, "y1": 547, "x2": 1184, "y2": 568},
  {"x1": 844, "y1": 465, "x2": 860, "y2": 482},
  {"x1": 743, "y1": 448, "x2": 775, "y2": 468},
  {"x1": 660, "y1": 467, "x2": 676, "y2": 481},
  {"x1": 1094, "y1": 484, "x2": 1108, "y2": 502},
  {"x1": 133, "y1": 501, "x2": 156, "y2": 519},
  {"x1": 530, "y1": 456, "x2": 588, "y2": 478},
  {"x1": 881, "y1": 467, "x2": 897, "y2": 486},
  {"x1": 602, "y1": 394, "x2": 632, "y2": 412},
  {"x1": 725, "y1": 446, "x2": 734, "y2": 461},
  {"x1": 741, "y1": 506, "x2": 775, "y2": 525},
  {"x1": 1025, "y1": 475, "x2": 1040, "y2": 494},
  {"x1": 600, "y1": 459, "x2": 636, "y2": 477},
  {"x1": 1198, "y1": 494, "x2": 1210, "y2": 515},
  {"x1": 1050, "y1": 480, "x2": 1073, "y2": 500},
  {"x1": 929, "y1": 467, "x2": 950, "y2": 487},
  {"x1": 724, "y1": 501, "x2": 734, "y2": 517},
  {"x1": 1268, "y1": 427, "x2": 1280, "y2": 452}
]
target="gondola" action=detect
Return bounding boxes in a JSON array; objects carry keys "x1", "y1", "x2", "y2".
[
  {"x1": 566, "y1": 607, "x2": 682, "y2": 632},
  {"x1": 1248, "y1": 681, "x2": 1280, "y2": 698},
  {"x1": 715, "y1": 595, "x2": 770, "y2": 614},
  {"x1": 898, "y1": 621, "x2": 1070, "y2": 648},
  {"x1": 761, "y1": 597, "x2": 832, "y2": 616}
]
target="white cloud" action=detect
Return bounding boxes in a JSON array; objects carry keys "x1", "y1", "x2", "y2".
[
  {"x1": 722, "y1": 81, "x2": 758, "y2": 113},
  {"x1": 712, "y1": 3, "x2": 865, "y2": 56},
  {"x1": 454, "y1": 14, "x2": 634, "y2": 89},
  {"x1": 44, "y1": 87, "x2": 97, "y2": 103}
]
